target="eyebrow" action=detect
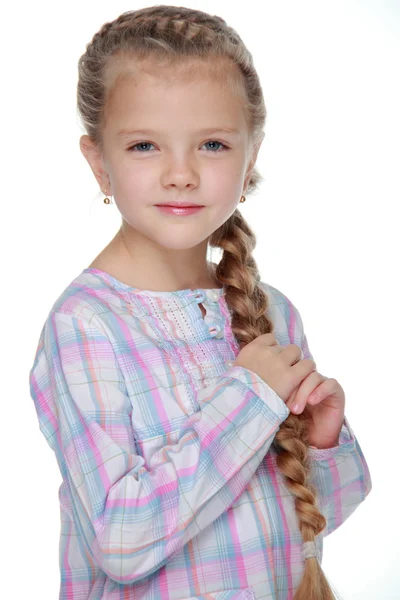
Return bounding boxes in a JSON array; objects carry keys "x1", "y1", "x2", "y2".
[{"x1": 117, "y1": 127, "x2": 240, "y2": 137}]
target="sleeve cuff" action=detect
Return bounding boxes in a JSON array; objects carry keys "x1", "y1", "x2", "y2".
[
  {"x1": 224, "y1": 365, "x2": 290, "y2": 422},
  {"x1": 307, "y1": 416, "x2": 357, "y2": 460}
]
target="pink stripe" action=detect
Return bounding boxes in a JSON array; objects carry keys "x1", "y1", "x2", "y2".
[
  {"x1": 30, "y1": 370, "x2": 59, "y2": 435},
  {"x1": 265, "y1": 452, "x2": 294, "y2": 595},
  {"x1": 327, "y1": 457, "x2": 343, "y2": 528},
  {"x1": 109, "y1": 479, "x2": 179, "y2": 508},
  {"x1": 67, "y1": 340, "x2": 113, "y2": 523},
  {"x1": 286, "y1": 297, "x2": 296, "y2": 343},
  {"x1": 62, "y1": 507, "x2": 73, "y2": 597},
  {"x1": 227, "y1": 508, "x2": 248, "y2": 587}
]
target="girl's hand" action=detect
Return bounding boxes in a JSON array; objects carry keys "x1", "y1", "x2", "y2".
[{"x1": 286, "y1": 371, "x2": 345, "y2": 449}]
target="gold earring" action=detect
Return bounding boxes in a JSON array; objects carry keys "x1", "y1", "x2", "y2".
[
  {"x1": 103, "y1": 190, "x2": 113, "y2": 204},
  {"x1": 240, "y1": 195, "x2": 246, "y2": 203}
]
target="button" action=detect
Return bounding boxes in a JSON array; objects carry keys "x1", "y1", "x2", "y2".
[
  {"x1": 208, "y1": 290, "x2": 220, "y2": 303},
  {"x1": 192, "y1": 290, "x2": 206, "y2": 303},
  {"x1": 209, "y1": 324, "x2": 224, "y2": 338},
  {"x1": 225, "y1": 360, "x2": 235, "y2": 369}
]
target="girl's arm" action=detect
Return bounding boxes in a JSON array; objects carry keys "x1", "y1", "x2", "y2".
[
  {"x1": 284, "y1": 296, "x2": 372, "y2": 536},
  {"x1": 307, "y1": 416, "x2": 372, "y2": 537},
  {"x1": 29, "y1": 310, "x2": 290, "y2": 586}
]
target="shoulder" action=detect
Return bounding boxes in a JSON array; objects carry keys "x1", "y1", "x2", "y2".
[
  {"x1": 260, "y1": 280, "x2": 300, "y2": 317},
  {"x1": 40, "y1": 269, "x2": 138, "y2": 333},
  {"x1": 260, "y1": 280, "x2": 289, "y2": 306},
  {"x1": 30, "y1": 270, "x2": 133, "y2": 376}
]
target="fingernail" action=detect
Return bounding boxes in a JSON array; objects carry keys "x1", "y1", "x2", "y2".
[{"x1": 292, "y1": 403, "x2": 300, "y2": 413}]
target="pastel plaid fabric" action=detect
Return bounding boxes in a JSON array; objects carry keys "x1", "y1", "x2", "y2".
[{"x1": 29, "y1": 268, "x2": 371, "y2": 599}]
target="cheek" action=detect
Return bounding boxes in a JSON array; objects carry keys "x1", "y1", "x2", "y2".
[
  {"x1": 112, "y1": 160, "x2": 155, "y2": 194},
  {"x1": 207, "y1": 161, "x2": 245, "y2": 191},
  {"x1": 215, "y1": 176, "x2": 246, "y2": 204}
]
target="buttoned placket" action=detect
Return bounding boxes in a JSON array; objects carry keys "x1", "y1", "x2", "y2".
[{"x1": 191, "y1": 290, "x2": 225, "y2": 339}]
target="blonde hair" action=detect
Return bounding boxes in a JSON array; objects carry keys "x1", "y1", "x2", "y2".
[{"x1": 77, "y1": 6, "x2": 335, "y2": 598}]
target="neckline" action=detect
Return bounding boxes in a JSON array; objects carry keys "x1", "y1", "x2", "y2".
[{"x1": 82, "y1": 267, "x2": 225, "y2": 298}]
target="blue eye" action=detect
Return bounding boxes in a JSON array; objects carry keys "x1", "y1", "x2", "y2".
[
  {"x1": 127, "y1": 140, "x2": 229, "y2": 153},
  {"x1": 128, "y1": 142, "x2": 155, "y2": 152},
  {"x1": 202, "y1": 140, "x2": 228, "y2": 152}
]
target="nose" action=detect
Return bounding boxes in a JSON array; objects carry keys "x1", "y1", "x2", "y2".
[{"x1": 160, "y1": 152, "x2": 200, "y2": 190}]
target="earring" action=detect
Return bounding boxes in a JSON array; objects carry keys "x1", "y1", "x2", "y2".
[
  {"x1": 240, "y1": 195, "x2": 246, "y2": 203},
  {"x1": 103, "y1": 190, "x2": 113, "y2": 204}
]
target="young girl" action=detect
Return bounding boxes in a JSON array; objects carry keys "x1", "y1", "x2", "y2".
[{"x1": 29, "y1": 6, "x2": 371, "y2": 600}]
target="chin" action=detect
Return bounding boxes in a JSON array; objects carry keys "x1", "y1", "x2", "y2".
[{"x1": 159, "y1": 239, "x2": 210, "y2": 251}]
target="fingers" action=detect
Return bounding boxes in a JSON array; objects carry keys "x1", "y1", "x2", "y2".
[
  {"x1": 288, "y1": 371, "x2": 322, "y2": 414},
  {"x1": 306, "y1": 377, "x2": 333, "y2": 405}
]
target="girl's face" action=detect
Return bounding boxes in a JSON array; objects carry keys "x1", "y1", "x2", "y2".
[{"x1": 82, "y1": 62, "x2": 260, "y2": 254}]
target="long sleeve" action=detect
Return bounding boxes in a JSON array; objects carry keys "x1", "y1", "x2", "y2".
[
  {"x1": 307, "y1": 417, "x2": 372, "y2": 536},
  {"x1": 29, "y1": 310, "x2": 290, "y2": 585},
  {"x1": 288, "y1": 297, "x2": 372, "y2": 536}
]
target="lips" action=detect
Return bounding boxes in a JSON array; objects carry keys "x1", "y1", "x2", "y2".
[
  {"x1": 155, "y1": 204, "x2": 204, "y2": 208},
  {"x1": 155, "y1": 205, "x2": 204, "y2": 215}
]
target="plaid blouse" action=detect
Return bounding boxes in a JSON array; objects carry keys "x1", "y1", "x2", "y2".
[{"x1": 29, "y1": 268, "x2": 372, "y2": 599}]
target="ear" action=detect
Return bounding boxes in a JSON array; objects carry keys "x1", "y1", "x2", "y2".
[
  {"x1": 79, "y1": 135, "x2": 110, "y2": 193},
  {"x1": 243, "y1": 133, "x2": 264, "y2": 193}
]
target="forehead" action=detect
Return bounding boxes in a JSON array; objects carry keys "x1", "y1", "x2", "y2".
[
  {"x1": 103, "y1": 55, "x2": 248, "y2": 131},
  {"x1": 106, "y1": 52, "x2": 243, "y2": 91}
]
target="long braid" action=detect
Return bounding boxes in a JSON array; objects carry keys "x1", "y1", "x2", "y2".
[
  {"x1": 209, "y1": 212, "x2": 335, "y2": 599},
  {"x1": 77, "y1": 6, "x2": 337, "y2": 598}
]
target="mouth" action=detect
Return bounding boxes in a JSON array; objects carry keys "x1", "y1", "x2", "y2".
[
  {"x1": 155, "y1": 205, "x2": 205, "y2": 215},
  {"x1": 154, "y1": 203, "x2": 204, "y2": 208}
]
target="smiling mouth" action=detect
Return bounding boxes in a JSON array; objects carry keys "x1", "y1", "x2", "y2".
[
  {"x1": 155, "y1": 204, "x2": 204, "y2": 208},
  {"x1": 155, "y1": 205, "x2": 205, "y2": 214}
]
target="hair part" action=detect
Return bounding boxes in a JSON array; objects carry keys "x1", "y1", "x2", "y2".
[{"x1": 77, "y1": 6, "x2": 336, "y2": 598}]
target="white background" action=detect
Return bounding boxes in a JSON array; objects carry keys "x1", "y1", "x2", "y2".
[{"x1": 2, "y1": 1, "x2": 399, "y2": 598}]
